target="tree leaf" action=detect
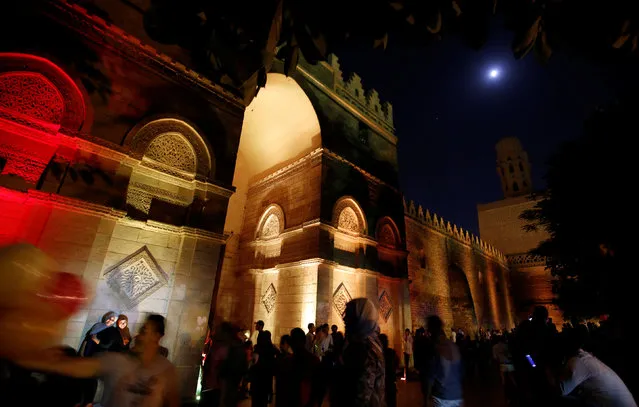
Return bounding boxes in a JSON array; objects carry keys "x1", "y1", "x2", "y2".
[
  {"x1": 452, "y1": 1, "x2": 462, "y2": 17},
  {"x1": 426, "y1": 11, "x2": 442, "y2": 34},
  {"x1": 373, "y1": 33, "x2": 389, "y2": 50},
  {"x1": 513, "y1": 16, "x2": 541, "y2": 59},
  {"x1": 534, "y1": 29, "x2": 552, "y2": 64}
]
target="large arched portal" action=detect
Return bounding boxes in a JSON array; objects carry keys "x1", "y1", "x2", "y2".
[
  {"x1": 224, "y1": 73, "x2": 321, "y2": 233},
  {"x1": 448, "y1": 266, "x2": 478, "y2": 336}
]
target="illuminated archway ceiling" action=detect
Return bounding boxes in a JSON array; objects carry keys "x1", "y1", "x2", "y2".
[{"x1": 238, "y1": 73, "x2": 321, "y2": 183}]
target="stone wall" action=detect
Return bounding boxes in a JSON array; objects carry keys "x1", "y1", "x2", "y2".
[
  {"x1": 405, "y1": 200, "x2": 515, "y2": 333},
  {"x1": 0, "y1": 187, "x2": 223, "y2": 396},
  {"x1": 477, "y1": 196, "x2": 549, "y2": 255},
  {"x1": 477, "y1": 196, "x2": 560, "y2": 327}
]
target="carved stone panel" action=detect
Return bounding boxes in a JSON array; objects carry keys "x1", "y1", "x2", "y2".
[
  {"x1": 338, "y1": 207, "x2": 359, "y2": 233},
  {"x1": 261, "y1": 214, "x2": 280, "y2": 239},
  {"x1": 333, "y1": 282, "x2": 352, "y2": 317},
  {"x1": 104, "y1": 246, "x2": 169, "y2": 309},
  {"x1": 378, "y1": 291, "x2": 393, "y2": 322},
  {"x1": 144, "y1": 133, "x2": 197, "y2": 174},
  {"x1": 261, "y1": 283, "x2": 277, "y2": 314}
]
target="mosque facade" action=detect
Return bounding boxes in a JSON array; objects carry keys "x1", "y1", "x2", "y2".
[{"x1": 0, "y1": 1, "x2": 515, "y2": 400}]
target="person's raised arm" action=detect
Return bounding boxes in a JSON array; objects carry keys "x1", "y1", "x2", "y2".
[{"x1": 16, "y1": 350, "x2": 102, "y2": 378}]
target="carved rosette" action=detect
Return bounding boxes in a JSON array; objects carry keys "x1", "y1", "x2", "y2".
[
  {"x1": 261, "y1": 283, "x2": 277, "y2": 314},
  {"x1": 378, "y1": 291, "x2": 393, "y2": 322},
  {"x1": 333, "y1": 283, "x2": 352, "y2": 317},
  {"x1": 104, "y1": 246, "x2": 169, "y2": 309}
]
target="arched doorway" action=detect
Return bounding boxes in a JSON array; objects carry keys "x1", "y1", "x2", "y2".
[{"x1": 448, "y1": 266, "x2": 478, "y2": 336}]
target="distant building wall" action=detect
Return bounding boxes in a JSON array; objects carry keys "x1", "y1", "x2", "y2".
[{"x1": 404, "y1": 200, "x2": 515, "y2": 334}]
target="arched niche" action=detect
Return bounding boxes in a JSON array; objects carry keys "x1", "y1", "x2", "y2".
[
  {"x1": 332, "y1": 196, "x2": 367, "y2": 235},
  {"x1": 448, "y1": 266, "x2": 478, "y2": 335},
  {"x1": 255, "y1": 204, "x2": 286, "y2": 240},
  {"x1": 124, "y1": 116, "x2": 214, "y2": 181},
  {"x1": 376, "y1": 216, "x2": 401, "y2": 248},
  {"x1": 0, "y1": 53, "x2": 87, "y2": 132}
]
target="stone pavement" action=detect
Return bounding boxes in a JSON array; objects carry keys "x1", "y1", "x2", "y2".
[{"x1": 236, "y1": 371, "x2": 508, "y2": 407}]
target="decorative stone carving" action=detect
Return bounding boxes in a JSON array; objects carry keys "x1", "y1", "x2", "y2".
[
  {"x1": 0, "y1": 72, "x2": 64, "y2": 125},
  {"x1": 261, "y1": 214, "x2": 280, "y2": 239},
  {"x1": 378, "y1": 291, "x2": 393, "y2": 322},
  {"x1": 255, "y1": 204, "x2": 285, "y2": 240},
  {"x1": 338, "y1": 207, "x2": 359, "y2": 233},
  {"x1": 126, "y1": 118, "x2": 214, "y2": 180},
  {"x1": 333, "y1": 282, "x2": 352, "y2": 317},
  {"x1": 507, "y1": 253, "x2": 547, "y2": 267},
  {"x1": 0, "y1": 53, "x2": 87, "y2": 131},
  {"x1": 332, "y1": 196, "x2": 367, "y2": 235},
  {"x1": 144, "y1": 133, "x2": 197, "y2": 174},
  {"x1": 261, "y1": 283, "x2": 277, "y2": 314},
  {"x1": 104, "y1": 246, "x2": 169, "y2": 309},
  {"x1": 378, "y1": 224, "x2": 396, "y2": 248}
]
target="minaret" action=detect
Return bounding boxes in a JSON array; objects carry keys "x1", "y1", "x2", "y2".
[{"x1": 495, "y1": 137, "x2": 532, "y2": 198}]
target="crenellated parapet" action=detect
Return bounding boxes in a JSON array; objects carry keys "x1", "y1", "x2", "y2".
[
  {"x1": 403, "y1": 197, "x2": 507, "y2": 264},
  {"x1": 298, "y1": 54, "x2": 395, "y2": 135}
]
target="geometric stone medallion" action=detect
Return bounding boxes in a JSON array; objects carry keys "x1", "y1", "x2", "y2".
[
  {"x1": 261, "y1": 283, "x2": 277, "y2": 314},
  {"x1": 333, "y1": 282, "x2": 352, "y2": 317},
  {"x1": 378, "y1": 290, "x2": 393, "y2": 322},
  {"x1": 104, "y1": 246, "x2": 169, "y2": 309}
]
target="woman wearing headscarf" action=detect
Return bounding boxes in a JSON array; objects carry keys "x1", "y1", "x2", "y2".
[
  {"x1": 95, "y1": 314, "x2": 132, "y2": 353},
  {"x1": 332, "y1": 298, "x2": 385, "y2": 407},
  {"x1": 77, "y1": 311, "x2": 116, "y2": 404},
  {"x1": 78, "y1": 311, "x2": 116, "y2": 357}
]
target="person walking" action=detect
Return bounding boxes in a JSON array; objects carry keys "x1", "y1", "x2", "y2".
[
  {"x1": 17, "y1": 314, "x2": 180, "y2": 407},
  {"x1": 425, "y1": 316, "x2": 463, "y2": 407},
  {"x1": 403, "y1": 328, "x2": 413, "y2": 379},
  {"x1": 332, "y1": 298, "x2": 385, "y2": 407},
  {"x1": 251, "y1": 331, "x2": 277, "y2": 407},
  {"x1": 201, "y1": 321, "x2": 247, "y2": 407}
]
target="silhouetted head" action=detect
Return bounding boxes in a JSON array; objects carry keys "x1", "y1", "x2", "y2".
[
  {"x1": 331, "y1": 324, "x2": 338, "y2": 333},
  {"x1": 307, "y1": 323, "x2": 315, "y2": 333},
  {"x1": 532, "y1": 306, "x2": 549, "y2": 324},
  {"x1": 290, "y1": 327, "x2": 306, "y2": 351},
  {"x1": 379, "y1": 333, "x2": 389, "y2": 349},
  {"x1": 280, "y1": 334, "x2": 292, "y2": 353},
  {"x1": 426, "y1": 315, "x2": 443, "y2": 337},
  {"x1": 255, "y1": 320, "x2": 264, "y2": 331},
  {"x1": 257, "y1": 330, "x2": 272, "y2": 348}
]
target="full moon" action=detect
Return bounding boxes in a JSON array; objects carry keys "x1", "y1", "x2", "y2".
[{"x1": 489, "y1": 69, "x2": 500, "y2": 79}]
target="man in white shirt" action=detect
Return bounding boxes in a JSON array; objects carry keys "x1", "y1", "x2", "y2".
[
  {"x1": 557, "y1": 328, "x2": 636, "y2": 407},
  {"x1": 305, "y1": 322, "x2": 316, "y2": 352},
  {"x1": 560, "y1": 350, "x2": 636, "y2": 407},
  {"x1": 18, "y1": 314, "x2": 180, "y2": 407}
]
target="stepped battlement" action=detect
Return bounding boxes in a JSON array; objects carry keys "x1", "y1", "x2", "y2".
[
  {"x1": 299, "y1": 54, "x2": 395, "y2": 135},
  {"x1": 403, "y1": 197, "x2": 507, "y2": 263}
]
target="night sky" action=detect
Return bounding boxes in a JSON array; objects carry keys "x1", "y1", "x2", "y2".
[{"x1": 336, "y1": 19, "x2": 633, "y2": 235}]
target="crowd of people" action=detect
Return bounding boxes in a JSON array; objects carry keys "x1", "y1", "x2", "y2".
[
  {"x1": 200, "y1": 304, "x2": 637, "y2": 407},
  {"x1": 1, "y1": 295, "x2": 637, "y2": 407}
]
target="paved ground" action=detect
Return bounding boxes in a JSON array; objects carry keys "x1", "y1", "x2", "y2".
[{"x1": 237, "y1": 369, "x2": 507, "y2": 407}]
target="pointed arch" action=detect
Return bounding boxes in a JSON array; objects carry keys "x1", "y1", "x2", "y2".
[
  {"x1": 376, "y1": 216, "x2": 401, "y2": 248},
  {"x1": 255, "y1": 204, "x2": 286, "y2": 240},
  {"x1": 332, "y1": 196, "x2": 367, "y2": 235}
]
